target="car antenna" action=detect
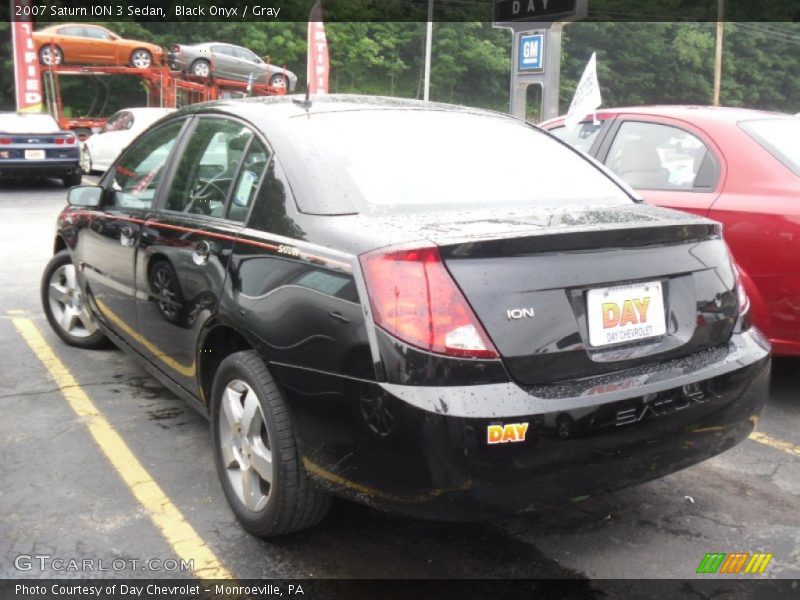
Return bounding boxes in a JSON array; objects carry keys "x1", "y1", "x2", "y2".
[{"x1": 293, "y1": 83, "x2": 312, "y2": 110}]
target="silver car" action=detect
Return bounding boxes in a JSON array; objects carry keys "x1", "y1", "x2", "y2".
[{"x1": 168, "y1": 42, "x2": 297, "y2": 91}]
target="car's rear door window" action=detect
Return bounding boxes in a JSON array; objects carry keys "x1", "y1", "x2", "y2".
[
  {"x1": 604, "y1": 121, "x2": 719, "y2": 191},
  {"x1": 108, "y1": 120, "x2": 184, "y2": 209},
  {"x1": 83, "y1": 26, "x2": 112, "y2": 40},
  {"x1": 164, "y1": 117, "x2": 258, "y2": 218}
]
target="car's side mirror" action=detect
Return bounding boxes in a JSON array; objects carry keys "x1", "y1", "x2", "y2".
[{"x1": 67, "y1": 185, "x2": 103, "y2": 207}]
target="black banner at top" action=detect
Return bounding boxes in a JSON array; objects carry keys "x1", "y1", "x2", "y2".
[
  {"x1": 493, "y1": 0, "x2": 578, "y2": 23},
  {"x1": 3, "y1": 0, "x2": 800, "y2": 22}
]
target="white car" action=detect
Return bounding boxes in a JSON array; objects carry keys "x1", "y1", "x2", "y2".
[{"x1": 81, "y1": 108, "x2": 174, "y2": 173}]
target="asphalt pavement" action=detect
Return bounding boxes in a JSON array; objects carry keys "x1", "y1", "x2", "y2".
[{"x1": 0, "y1": 177, "x2": 798, "y2": 584}]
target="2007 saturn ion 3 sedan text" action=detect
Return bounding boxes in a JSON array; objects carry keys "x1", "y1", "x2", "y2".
[{"x1": 42, "y1": 96, "x2": 770, "y2": 536}]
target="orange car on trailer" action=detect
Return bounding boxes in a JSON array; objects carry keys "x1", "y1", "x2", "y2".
[{"x1": 33, "y1": 24, "x2": 163, "y2": 69}]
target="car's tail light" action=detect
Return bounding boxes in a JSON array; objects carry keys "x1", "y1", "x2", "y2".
[
  {"x1": 360, "y1": 246, "x2": 499, "y2": 359},
  {"x1": 171, "y1": 44, "x2": 181, "y2": 53},
  {"x1": 55, "y1": 138, "x2": 64, "y2": 145},
  {"x1": 0, "y1": 138, "x2": 11, "y2": 145}
]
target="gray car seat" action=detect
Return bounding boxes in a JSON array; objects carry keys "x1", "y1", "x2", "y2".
[{"x1": 615, "y1": 142, "x2": 670, "y2": 189}]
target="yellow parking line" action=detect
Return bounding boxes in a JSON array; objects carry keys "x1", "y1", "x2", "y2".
[
  {"x1": 11, "y1": 315, "x2": 232, "y2": 579},
  {"x1": 749, "y1": 431, "x2": 800, "y2": 458}
]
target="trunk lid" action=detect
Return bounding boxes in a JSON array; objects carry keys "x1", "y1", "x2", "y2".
[{"x1": 402, "y1": 204, "x2": 738, "y2": 385}]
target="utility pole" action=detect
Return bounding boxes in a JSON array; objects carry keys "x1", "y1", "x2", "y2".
[
  {"x1": 423, "y1": 0, "x2": 433, "y2": 101},
  {"x1": 713, "y1": 0, "x2": 725, "y2": 106}
]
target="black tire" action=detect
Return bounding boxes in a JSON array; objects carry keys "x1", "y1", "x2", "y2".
[
  {"x1": 130, "y1": 49, "x2": 153, "y2": 69},
  {"x1": 191, "y1": 59, "x2": 211, "y2": 78},
  {"x1": 211, "y1": 351, "x2": 331, "y2": 536},
  {"x1": 62, "y1": 172, "x2": 82, "y2": 188},
  {"x1": 38, "y1": 45, "x2": 63, "y2": 66},
  {"x1": 41, "y1": 250, "x2": 108, "y2": 349}
]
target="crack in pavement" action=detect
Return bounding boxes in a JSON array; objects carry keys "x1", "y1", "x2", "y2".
[{"x1": 0, "y1": 377, "x2": 164, "y2": 401}]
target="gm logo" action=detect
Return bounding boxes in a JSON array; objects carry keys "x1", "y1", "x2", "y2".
[
  {"x1": 697, "y1": 552, "x2": 773, "y2": 574},
  {"x1": 519, "y1": 33, "x2": 544, "y2": 71}
]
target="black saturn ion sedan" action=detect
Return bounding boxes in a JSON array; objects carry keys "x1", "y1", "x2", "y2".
[{"x1": 42, "y1": 95, "x2": 770, "y2": 536}]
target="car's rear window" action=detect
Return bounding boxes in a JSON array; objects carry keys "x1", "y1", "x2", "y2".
[
  {"x1": 740, "y1": 118, "x2": 800, "y2": 176},
  {"x1": 287, "y1": 109, "x2": 632, "y2": 214},
  {"x1": 0, "y1": 113, "x2": 60, "y2": 134}
]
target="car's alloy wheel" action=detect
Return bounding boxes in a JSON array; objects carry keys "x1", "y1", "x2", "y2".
[
  {"x1": 211, "y1": 351, "x2": 331, "y2": 536},
  {"x1": 41, "y1": 251, "x2": 108, "y2": 349},
  {"x1": 39, "y1": 46, "x2": 63, "y2": 66},
  {"x1": 192, "y1": 59, "x2": 211, "y2": 78},
  {"x1": 269, "y1": 73, "x2": 288, "y2": 88},
  {"x1": 130, "y1": 49, "x2": 153, "y2": 69},
  {"x1": 218, "y1": 379, "x2": 273, "y2": 512}
]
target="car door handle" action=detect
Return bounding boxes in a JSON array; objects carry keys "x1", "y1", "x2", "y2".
[{"x1": 192, "y1": 240, "x2": 213, "y2": 265}]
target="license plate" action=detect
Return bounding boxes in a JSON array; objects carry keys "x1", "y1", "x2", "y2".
[
  {"x1": 587, "y1": 281, "x2": 666, "y2": 347},
  {"x1": 25, "y1": 149, "x2": 46, "y2": 160}
]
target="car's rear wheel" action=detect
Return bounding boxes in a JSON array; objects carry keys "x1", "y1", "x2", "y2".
[
  {"x1": 211, "y1": 351, "x2": 331, "y2": 537},
  {"x1": 130, "y1": 49, "x2": 153, "y2": 69},
  {"x1": 41, "y1": 251, "x2": 108, "y2": 349},
  {"x1": 38, "y1": 45, "x2": 63, "y2": 67},
  {"x1": 62, "y1": 172, "x2": 82, "y2": 187},
  {"x1": 269, "y1": 73, "x2": 288, "y2": 89},
  {"x1": 191, "y1": 59, "x2": 211, "y2": 78}
]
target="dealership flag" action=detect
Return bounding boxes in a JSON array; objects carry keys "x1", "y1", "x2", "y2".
[
  {"x1": 11, "y1": 2, "x2": 44, "y2": 113},
  {"x1": 564, "y1": 52, "x2": 601, "y2": 132},
  {"x1": 307, "y1": 0, "x2": 329, "y2": 94}
]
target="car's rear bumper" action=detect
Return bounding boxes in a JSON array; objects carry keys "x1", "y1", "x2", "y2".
[
  {"x1": 0, "y1": 160, "x2": 80, "y2": 178},
  {"x1": 271, "y1": 327, "x2": 770, "y2": 520}
]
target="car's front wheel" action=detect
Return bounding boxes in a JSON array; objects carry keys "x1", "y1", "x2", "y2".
[
  {"x1": 211, "y1": 351, "x2": 331, "y2": 537},
  {"x1": 130, "y1": 49, "x2": 153, "y2": 69},
  {"x1": 41, "y1": 250, "x2": 108, "y2": 349},
  {"x1": 38, "y1": 45, "x2": 63, "y2": 66}
]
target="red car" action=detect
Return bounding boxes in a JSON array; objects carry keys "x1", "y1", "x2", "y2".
[{"x1": 541, "y1": 106, "x2": 800, "y2": 356}]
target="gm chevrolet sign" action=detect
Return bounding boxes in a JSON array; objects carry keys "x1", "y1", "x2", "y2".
[
  {"x1": 494, "y1": 0, "x2": 578, "y2": 22},
  {"x1": 518, "y1": 33, "x2": 544, "y2": 70}
]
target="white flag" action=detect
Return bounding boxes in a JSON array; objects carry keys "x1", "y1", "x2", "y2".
[{"x1": 565, "y1": 52, "x2": 602, "y2": 132}]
